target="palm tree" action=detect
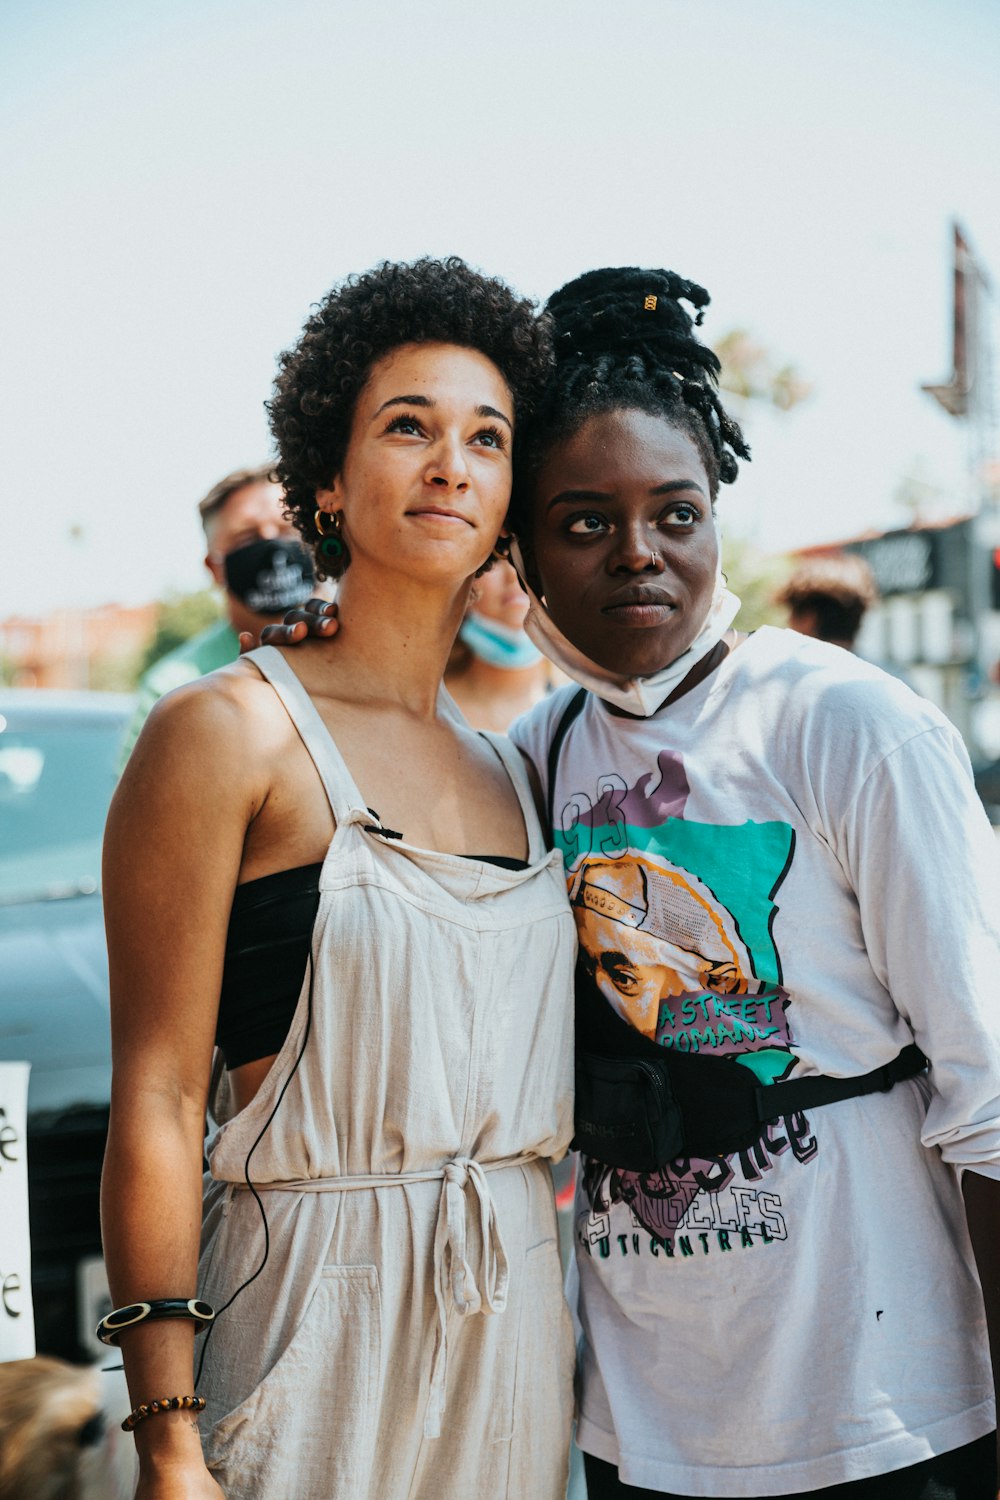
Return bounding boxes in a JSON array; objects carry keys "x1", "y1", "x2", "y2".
[{"x1": 714, "y1": 330, "x2": 811, "y2": 412}]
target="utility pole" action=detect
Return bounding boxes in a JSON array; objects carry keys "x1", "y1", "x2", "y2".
[{"x1": 921, "y1": 223, "x2": 998, "y2": 757}]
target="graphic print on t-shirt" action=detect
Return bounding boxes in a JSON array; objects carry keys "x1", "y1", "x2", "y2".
[{"x1": 556, "y1": 744, "x2": 818, "y2": 1254}]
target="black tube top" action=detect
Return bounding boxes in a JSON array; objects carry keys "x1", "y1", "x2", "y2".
[{"x1": 217, "y1": 852, "x2": 530, "y2": 1070}]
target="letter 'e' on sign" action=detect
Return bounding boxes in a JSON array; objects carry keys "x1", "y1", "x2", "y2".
[{"x1": 0, "y1": 1063, "x2": 34, "y2": 1361}]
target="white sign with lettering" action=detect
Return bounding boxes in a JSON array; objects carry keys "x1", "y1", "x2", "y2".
[{"x1": 0, "y1": 1062, "x2": 34, "y2": 1361}]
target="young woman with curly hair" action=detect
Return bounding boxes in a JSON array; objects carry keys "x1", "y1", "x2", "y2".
[{"x1": 100, "y1": 259, "x2": 576, "y2": 1500}]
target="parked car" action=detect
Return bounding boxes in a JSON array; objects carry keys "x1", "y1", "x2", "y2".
[{"x1": 0, "y1": 689, "x2": 131, "y2": 1363}]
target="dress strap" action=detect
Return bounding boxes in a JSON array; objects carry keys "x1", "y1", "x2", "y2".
[
  {"x1": 478, "y1": 731, "x2": 548, "y2": 864},
  {"x1": 245, "y1": 645, "x2": 368, "y2": 824}
]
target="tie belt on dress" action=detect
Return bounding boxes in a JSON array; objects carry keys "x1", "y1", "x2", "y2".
[{"x1": 232, "y1": 1154, "x2": 535, "y2": 1439}]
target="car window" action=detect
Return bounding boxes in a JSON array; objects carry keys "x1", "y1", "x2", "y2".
[{"x1": 0, "y1": 717, "x2": 124, "y2": 904}]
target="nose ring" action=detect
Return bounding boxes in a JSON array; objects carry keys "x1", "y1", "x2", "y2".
[{"x1": 650, "y1": 550, "x2": 658, "y2": 569}]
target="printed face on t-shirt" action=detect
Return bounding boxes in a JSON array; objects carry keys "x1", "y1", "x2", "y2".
[{"x1": 572, "y1": 856, "x2": 755, "y2": 1038}]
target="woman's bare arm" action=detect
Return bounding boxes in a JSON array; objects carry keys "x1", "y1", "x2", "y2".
[{"x1": 101, "y1": 677, "x2": 265, "y2": 1495}]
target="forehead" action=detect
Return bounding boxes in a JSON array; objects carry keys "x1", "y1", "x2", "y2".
[
  {"x1": 211, "y1": 481, "x2": 286, "y2": 534},
  {"x1": 537, "y1": 408, "x2": 708, "y2": 492},
  {"x1": 358, "y1": 341, "x2": 513, "y2": 415}
]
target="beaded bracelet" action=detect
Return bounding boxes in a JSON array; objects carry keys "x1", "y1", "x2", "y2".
[{"x1": 122, "y1": 1394, "x2": 206, "y2": 1433}]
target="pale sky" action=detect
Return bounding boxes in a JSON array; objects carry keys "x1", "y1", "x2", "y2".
[{"x1": 2, "y1": 0, "x2": 998, "y2": 618}]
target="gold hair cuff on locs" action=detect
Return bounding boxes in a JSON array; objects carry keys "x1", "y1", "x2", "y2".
[{"x1": 315, "y1": 508, "x2": 346, "y2": 564}]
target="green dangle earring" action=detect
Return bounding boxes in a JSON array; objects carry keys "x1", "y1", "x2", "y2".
[{"x1": 314, "y1": 508, "x2": 347, "y2": 567}]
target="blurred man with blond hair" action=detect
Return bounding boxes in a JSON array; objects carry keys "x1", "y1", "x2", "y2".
[{"x1": 122, "y1": 465, "x2": 316, "y2": 759}]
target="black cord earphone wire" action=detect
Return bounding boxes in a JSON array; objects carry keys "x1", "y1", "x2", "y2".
[{"x1": 195, "y1": 953, "x2": 315, "y2": 1387}]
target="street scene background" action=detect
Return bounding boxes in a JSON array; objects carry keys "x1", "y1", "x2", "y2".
[{"x1": 1, "y1": 1, "x2": 998, "y2": 1496}]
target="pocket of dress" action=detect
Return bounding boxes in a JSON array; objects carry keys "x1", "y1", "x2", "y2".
[
  {"x1": 490, "y1": 1236, "x2": 574, "y2": 1450},
  {"x1": 204, "y1": 1265, "x2": 382, "y2": 1500}
]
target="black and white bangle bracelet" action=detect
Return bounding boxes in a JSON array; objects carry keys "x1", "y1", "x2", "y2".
[{"x1": 96, "y1": 1298, "x2": 216, "y2": 1347}]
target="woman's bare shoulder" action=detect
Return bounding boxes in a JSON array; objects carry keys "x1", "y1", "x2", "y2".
[{"x1": 124, "y1": 659, "x2": 290, "y2": 794}]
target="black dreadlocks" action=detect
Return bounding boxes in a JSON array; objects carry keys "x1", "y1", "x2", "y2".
[{"x1": 510, "y1": 266, "x2": 750, "y2": 534}]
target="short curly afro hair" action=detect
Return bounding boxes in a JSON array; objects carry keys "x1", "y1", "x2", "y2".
[{"x1": 267, "y1": 257, "x2": 552, "y2": 578}]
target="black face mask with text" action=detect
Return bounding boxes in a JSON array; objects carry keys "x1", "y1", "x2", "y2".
[{"x1": 223, "y1": 537, "x2": 315, "y2": 616}]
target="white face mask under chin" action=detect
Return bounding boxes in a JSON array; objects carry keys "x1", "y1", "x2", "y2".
[{"x1": 508, "y1": 539, "x2": 741, "y2": 718}]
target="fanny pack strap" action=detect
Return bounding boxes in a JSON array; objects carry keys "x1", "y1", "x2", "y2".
[
  {"x1": 751, "y1": 1045, "x2": 927, "y2": 1120},
  {"x1": 577, "y1": 963, "x2": 927, "y2": 1128}
]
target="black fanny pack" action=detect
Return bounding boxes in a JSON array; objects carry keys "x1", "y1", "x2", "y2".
[{"x1": 572, "y1": 962, "x2": 928, "y2": 1169}]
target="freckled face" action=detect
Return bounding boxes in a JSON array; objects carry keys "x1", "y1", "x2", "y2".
[
  {"x1": 322, "y1": 342, "x2": 514, "y2": 585},
  {"x1": 527, "y1": 409, "x2": 718, "y2": 677}
]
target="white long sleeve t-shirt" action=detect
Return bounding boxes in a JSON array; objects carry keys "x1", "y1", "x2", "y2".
[{"x1": 510, "y1": 626, "x2": 1000, "y2": 1496}]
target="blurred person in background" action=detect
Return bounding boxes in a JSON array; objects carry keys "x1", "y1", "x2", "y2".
[
  {"x1": 445, "y1": 557, "x2": 560, "y2": 731},
  {"x1": 775, "y1": 552, "x2": 877, "y2": 652},
  {"x1": 776, "y1": 552, "x2": 917, "y2": 687},
  {"x1": 121, "y1": 465, "x2": 317, "y2": 759}
]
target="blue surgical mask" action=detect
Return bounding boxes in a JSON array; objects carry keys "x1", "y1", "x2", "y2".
[{"x1": 459, "y1": 611, "x2": 543, "y2": 670}]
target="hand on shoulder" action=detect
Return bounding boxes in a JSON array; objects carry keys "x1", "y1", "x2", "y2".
[{"x1": 238, "y1": 597, "x2": 340, "y2": 654}]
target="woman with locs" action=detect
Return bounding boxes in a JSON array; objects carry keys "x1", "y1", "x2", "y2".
[
  {"x1": 280, "y1": 266, "x2": 1000, "y2": 1499},
  {"x1": 100, "y1": 259, "x2": 576, "y2": 1500}
]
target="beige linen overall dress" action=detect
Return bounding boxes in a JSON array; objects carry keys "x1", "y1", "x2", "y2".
[{"x1": 197, "y1": 647, "x2": 576, "y2": 1500}]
